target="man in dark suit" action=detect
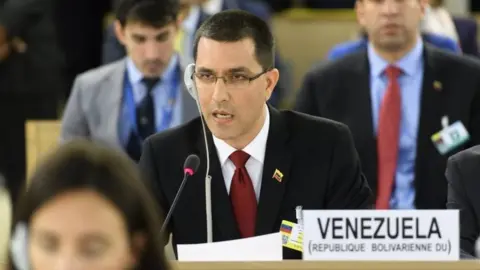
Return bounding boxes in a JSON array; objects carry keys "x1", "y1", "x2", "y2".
[
  {"x1": 0, "y1": 0, "x2": 65, "y2": 207},
  {"x1": 139, "y1": 10, "x2": 372, "y2": 259},
  {"x1": 446, "y1": 146, "x2": 480, "y2": 258},
  {"x1": 295, "y1": 0, "x2": 480, "y2": 210}
]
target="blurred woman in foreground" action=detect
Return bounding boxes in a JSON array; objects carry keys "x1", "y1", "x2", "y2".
[{"x1": 7, "y1": 140, "x2": 169, "y2": 270}]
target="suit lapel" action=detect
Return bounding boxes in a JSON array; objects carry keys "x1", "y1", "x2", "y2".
[
  {"x1": 255, "y1": 106, "x2": 292, "y2": 235},
  {"x1": 347, "y1": 50, "x2": 376, "y2": 158},
  {"x1": 350, "y1": 50, "x2": 375, "y2": 148},
  {"x1": 196, "y1": 129, "x2": 240, "y2": 240},
  {"x1": 99, "y1": 59, "x2": 125, "y2": 148},
  {"x1": 414, "y1": 46, "x2": 445, "y2": 192}
]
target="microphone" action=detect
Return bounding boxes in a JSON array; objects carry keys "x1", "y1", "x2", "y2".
[{"x1": 160, "y1": 154, "x2": 200, "y2": 235}]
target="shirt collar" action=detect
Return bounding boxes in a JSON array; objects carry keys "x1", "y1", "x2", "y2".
[
  {"x1": 367, "y1": 36, "x2": 424, "y2": 78},
  {"x1": 213, "y1": 105, "x2": 270, "y2": 166},
  {"x1": 126, "y1": 53, "x2": 179, "y2": 85}
]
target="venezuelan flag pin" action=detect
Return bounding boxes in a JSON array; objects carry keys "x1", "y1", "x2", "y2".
[
  {"x1": 272, "y1": 169, "x2": 283, "y2": 182},
  {"x1": 433, "y1": 81, "x2": 442, "y2": 91}
]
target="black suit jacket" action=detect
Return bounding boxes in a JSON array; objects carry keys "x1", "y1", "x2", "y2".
[
  {"x1": 446, "y1": 145, "x2": 480, "y2": 257},
  {"x1": 295, "y1": 45, "x2": 480, "y2": 209},
  {"x1": 139, "y1": 106, "x2": 373, "y2": 259}
]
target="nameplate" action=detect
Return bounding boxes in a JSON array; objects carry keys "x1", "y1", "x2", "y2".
[{"x1": 302, "y1": 210, "x2": 459, "y2": 261}]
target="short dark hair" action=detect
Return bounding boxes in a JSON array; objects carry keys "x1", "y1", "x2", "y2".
[
  {"x1": 116, "y1": 0, "x2": 179, "y2": 28},
  {"x1": 193, "y1": 10, "x2": 275, "y2": 70},
  {"x1": 8, "y1": 140, "x2": 169, "y2": 270}
]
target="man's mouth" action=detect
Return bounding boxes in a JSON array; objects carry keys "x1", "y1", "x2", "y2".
[{"x1": 212, "y1": 110, "x2": 234, "y2": 119}]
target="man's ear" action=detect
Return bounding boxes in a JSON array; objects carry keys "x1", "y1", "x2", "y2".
[
  {"x1": 114, "y1": 20, "x2": 126, "y2": 45},
  {"x1": 265, "y1": 68, "x2": 279, "y2": 101}
]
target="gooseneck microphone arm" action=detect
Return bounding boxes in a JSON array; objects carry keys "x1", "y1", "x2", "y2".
[
  {"x1": 184, "y1": 63, "x2": 213, "y2": 243},
  {"x1": 160, "y1": 154, "x2": 200, "y2": 236}
]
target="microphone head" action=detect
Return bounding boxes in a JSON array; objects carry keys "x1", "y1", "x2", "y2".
[{"x1": 183, "y1": 154, "x2": 200, "y2": 176}]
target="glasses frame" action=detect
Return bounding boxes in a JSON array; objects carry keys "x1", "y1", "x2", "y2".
[{"x1": 192, "y1": 67, "x2": 272, "y2": 88}]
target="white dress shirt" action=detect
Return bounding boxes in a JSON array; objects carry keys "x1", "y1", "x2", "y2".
[{"x1": 212, "y1": 105, "x2": 270, "y2": 201}]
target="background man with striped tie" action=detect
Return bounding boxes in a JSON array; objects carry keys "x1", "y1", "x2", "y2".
[
  {"x1": 295, "y1": 0, "x2": 480, "y2": 210},
  {"x1": 60, "y1": 0, "x2": 198, "y2": 161}
]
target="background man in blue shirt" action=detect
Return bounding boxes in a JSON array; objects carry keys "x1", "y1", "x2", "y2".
[
  {"x1": 295, "y1": 0, "x2": 480, "y2": 210},
  {"x1": 60, "y1": 0, "x2": 198, "y2": 161}
]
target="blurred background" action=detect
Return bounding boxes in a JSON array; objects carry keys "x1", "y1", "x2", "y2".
[{"x1": 1, "y1": 0, "x2": 479, "y2": 265}]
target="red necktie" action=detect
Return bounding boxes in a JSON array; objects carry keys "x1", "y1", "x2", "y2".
[
  {"x1": 376, "y1": 65, "x2": 402, "y2": 209},
  {"x1": 229, "y1": 150, "x2": 257, "y2": 238}
]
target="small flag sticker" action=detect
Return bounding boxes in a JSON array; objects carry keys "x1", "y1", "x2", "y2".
[
  {"x1": 280, "y1": 223, "x2": 292, "y2": 234},
  {"x1": 272, "y1": 169, "x2": 283, "y2": 182}
]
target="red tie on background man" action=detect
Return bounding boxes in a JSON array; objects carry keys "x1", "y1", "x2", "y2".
[
  {"x1": 229, "y1": 150, "x2": 257, "y2": 238},
  {"x1": 376, "y1": 65, "x2": 402, "y2": 209}
]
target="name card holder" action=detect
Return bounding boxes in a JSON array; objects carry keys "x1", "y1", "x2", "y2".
[{"x1": 301, "y1": 210, "x2": 459, "y2": 261}]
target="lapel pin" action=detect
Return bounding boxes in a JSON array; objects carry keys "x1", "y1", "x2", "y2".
[
  {"x1": 433, "y1": 81, "x2": 442, "y2": 91},
  {"x1": 272, "y1": 169, "x2": 284, "y2": 183}
]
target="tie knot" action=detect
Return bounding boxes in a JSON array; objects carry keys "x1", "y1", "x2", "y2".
[
  {"x1": 385, "y1": 65, "x2": 401, "y2": 79},
  {"x1": 142, "y1": 77, "x2": 160, "y2": 93},
  {"x1": 229, "y1": 150, "x2": 250, "y2": 168}
]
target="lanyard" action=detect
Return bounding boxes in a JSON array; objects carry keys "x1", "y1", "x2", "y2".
[{"x1": 124, "y1": 66, "x2": 180, "y2": 139}]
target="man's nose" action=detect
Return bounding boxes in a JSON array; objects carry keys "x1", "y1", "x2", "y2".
[
  {"x1": 211, "y1": 78, "x2": 229, "y2": 102},
  {"x1": 144, "y1": 41, "x2": 161, "y2": 59}
]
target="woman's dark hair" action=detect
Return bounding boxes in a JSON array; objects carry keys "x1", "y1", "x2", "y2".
[{"x1": 8, "y1": 140, "x2": 169, "y2": 270}]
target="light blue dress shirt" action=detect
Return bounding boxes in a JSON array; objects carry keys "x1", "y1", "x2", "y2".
[
  {"x1": 368, "y1": 39, "x2": 424, "y2": 209},
  {"x1": 118, "y1": 54, "x2": 183, "y2": 146}
]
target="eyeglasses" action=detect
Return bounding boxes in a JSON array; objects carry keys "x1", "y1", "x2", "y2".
[{"x1": 193, "y1": 68, "x2": 271, "y2": 89}]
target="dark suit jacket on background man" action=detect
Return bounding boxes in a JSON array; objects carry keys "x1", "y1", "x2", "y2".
[
  {"x1": 295, "y1": 45, "x2": 480, "y2": 210},
  {"x1": 139, "y1": 106, "x2": 372, "y2": 259}
]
